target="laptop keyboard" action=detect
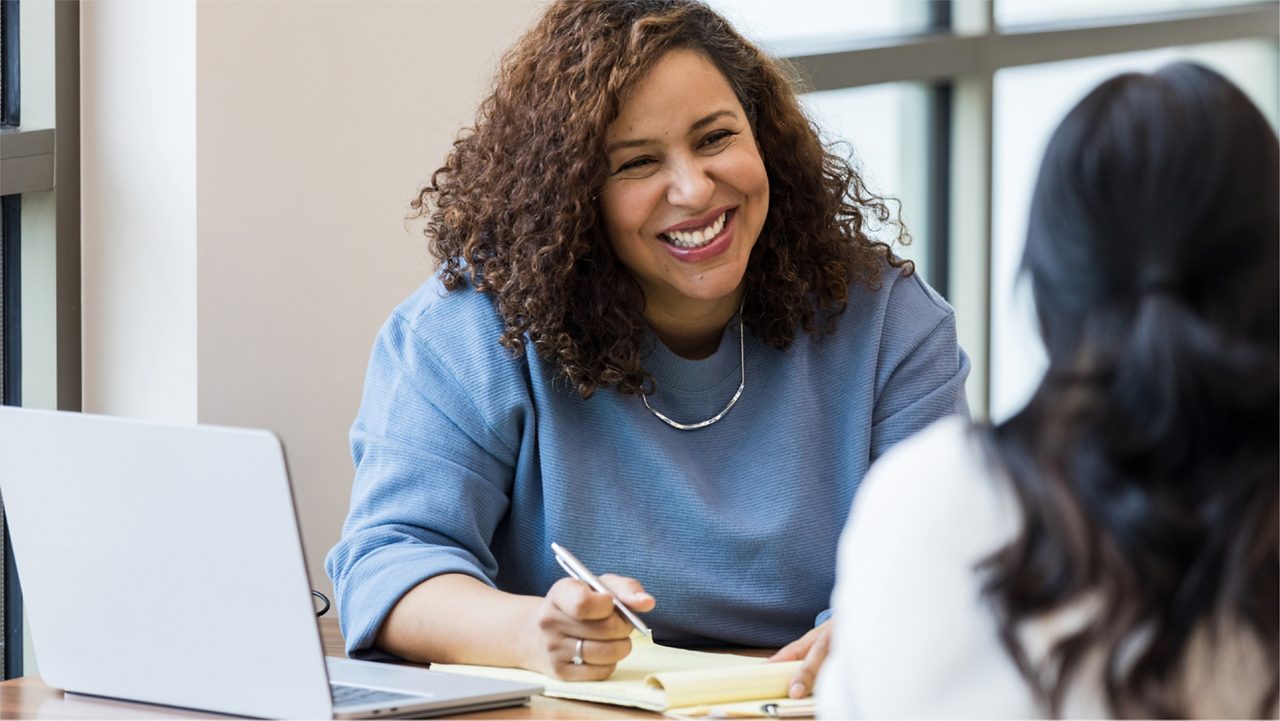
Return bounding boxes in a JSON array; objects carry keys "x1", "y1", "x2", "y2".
[{"x1": 331, "y1": 683, "x2": 430, "y2": 709}]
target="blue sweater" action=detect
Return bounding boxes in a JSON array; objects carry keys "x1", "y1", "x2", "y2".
[{"x1": 326, "y1": 264, "x2": 970, "y2": 656}]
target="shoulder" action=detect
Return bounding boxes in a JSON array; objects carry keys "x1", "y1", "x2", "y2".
[
  {"x1": 847, "y1": 263, "x2": 956, "y2": 356},
  {"x1": 831, "y1": 262, "x2": 959, "y2": 369},
  {"x1": 382, "y1": 273, "x2": 520, "y2": 373},
  {"x1": 848, "y1": 262, "x2": 953, "y2": 327},
  {"x1": 821, "y1": 417, "x2": 1034, "y2": 716},
  {"x1": 371, "y1": 273, "x2": 531, "y2": 417},
  {"x1": 830, "y1": 263, "x2": 970, "y2": 428},
  {"x1": 849, "y1": 416, "x2": 1009, "y2": 545},
  {"x1": 390, "y1": 273, "x2": 507, "y2": 349}
]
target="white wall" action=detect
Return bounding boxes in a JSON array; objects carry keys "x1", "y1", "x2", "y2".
[
  {"x1": 82, "y1": 0, "x2": 198, "y2": 422},
  {"x1": 81, "y1": 0, "x2": 546, "y2": 597}
]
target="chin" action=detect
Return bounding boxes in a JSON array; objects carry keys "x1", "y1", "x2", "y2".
[{"x1": 673, "y1": 277, "x2": 746, "y2": 305}]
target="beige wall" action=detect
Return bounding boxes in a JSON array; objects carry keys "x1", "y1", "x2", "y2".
[{"x1": 82, "y1": 0, "x2": 546, "y2": 597}]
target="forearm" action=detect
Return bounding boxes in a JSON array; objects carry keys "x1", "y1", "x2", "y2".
[{"x1": 374, "y1": 573, "x2": 539, "y2": 668}]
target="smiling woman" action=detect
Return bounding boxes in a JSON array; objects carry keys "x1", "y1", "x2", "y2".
[{"x1": 326, "y1": 0, "x2": 969, "y2": 700}]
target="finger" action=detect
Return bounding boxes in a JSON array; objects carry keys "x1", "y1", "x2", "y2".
[
  {"x1": 572, "y1": 635, "x2": 633, "y2": 667},
  {"x1": 559, "y1": 613, "x2": 636, "y2": 641},
  {"x1": 768, "y1": 627, "x2": 817, "y2": 662},
  {"x1": 787, "y1": 627, "x2": 831, "y2": 699},
  {"x1": 537, "y1": 592, "x2": 633, "y2": 641},
  {"x1": 547, "y1": 577, "x2": 618, "y2": 622},
  {"x1": 552, "y1": 660, "x2": 618, "y2": 682},
  {"x1": 598, "y1": 573, "x2": 656, "y2": 612},
  {"x1": 546, "y1": 636, "x2": 630, "y2": 682}
]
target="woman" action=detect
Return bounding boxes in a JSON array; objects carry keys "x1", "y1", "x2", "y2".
[
  {"x1": 818, "y1": 63, "x2": 1278, "y2": 717},
  {"x1": 326, "y1": 0, "x2": 969, "y2": 692}
]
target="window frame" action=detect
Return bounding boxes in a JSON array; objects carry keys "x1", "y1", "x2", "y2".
[
  {"x1": 760, "y1": 1, "x2": 1280, "y2": 416},
  {"x1": 0, "y1": 0, "x2": 80, "y2": 680}
]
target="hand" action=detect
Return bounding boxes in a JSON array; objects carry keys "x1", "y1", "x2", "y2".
[
  {"x1": 768, "y1": 620, "x2": 832, "y2": 699},
  {"x1": 523, "y1": 573, "x2": 656, "y2": 680}
]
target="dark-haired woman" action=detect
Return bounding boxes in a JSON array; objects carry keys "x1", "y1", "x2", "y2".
[
  {"x1": 819, "y1": 62, "x2": 1277, "y2": 718},
  {"x1": 326, "y1": 0, "x2": 968, "y2": 692}
]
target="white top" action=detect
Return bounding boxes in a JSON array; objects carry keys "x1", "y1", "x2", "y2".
[{"x1": 816, "y1": 415, "x2": 1273, "y2": 719}]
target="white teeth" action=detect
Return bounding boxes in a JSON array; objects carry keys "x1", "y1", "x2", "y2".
[{"x1": 662, "y1": 212, "x2": 727, "y2": 249}]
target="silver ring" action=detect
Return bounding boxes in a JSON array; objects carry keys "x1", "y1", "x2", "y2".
[{"x1": 571, "y1": 638, "x2": 585, "y2": 666}]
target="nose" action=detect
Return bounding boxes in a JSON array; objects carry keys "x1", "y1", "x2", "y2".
[{"x1": 665, "y1": 157, "x2": 715, "y2": 209}]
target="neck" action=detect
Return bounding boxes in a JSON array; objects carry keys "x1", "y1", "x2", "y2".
[{"x1": 645, "y1": 293, "x2": 742, "y2": 360}]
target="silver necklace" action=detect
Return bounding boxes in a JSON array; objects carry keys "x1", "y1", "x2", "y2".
[{"x1": 641, "y1": 309, "x2": 746, "y2": 431}]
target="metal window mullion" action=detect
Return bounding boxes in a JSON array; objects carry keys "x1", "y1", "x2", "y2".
[
  {"x1": 1, "y1": 0, "x2": 17, "y2": 125},
  {"x1": 53, "y1": 0, "x2": 79, "y2": 414},
  {"x1": 991, "y1": 5, "x2": 1280, "y2": 69},
  {"x1": 925, "y1": 83, "x2": 951, "y2": 299},
  {"x1": 0, "y1": 127, "x2": 55, "y2": 195},
  {"x1": 785, "y1": 5, "x2": 1279, "y2": 94},
  {"x1": 947, "y1": 0, "x2": 995, "y2": 419},
  {"x1": 790, "y1": 35, "x2": 984, "y2": 90},
  {"x1": 1, "y1": 193, "x2": 19, "y2": 681}
]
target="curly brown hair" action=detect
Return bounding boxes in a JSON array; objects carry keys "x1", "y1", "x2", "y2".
[{"x1": 413, "y1": 0, "x2": 911, "y2": 398}]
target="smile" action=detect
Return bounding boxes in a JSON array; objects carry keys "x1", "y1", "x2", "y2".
[{"x1": 659, "y1": 210, "x2": 731, "y2": 249}]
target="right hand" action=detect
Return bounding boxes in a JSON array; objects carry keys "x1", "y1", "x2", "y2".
[{"x1": 523, "y1": 573, "x2": 655, "y2": 680}]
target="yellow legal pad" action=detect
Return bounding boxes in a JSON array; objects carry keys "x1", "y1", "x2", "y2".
[{"x1": 431, "y1": 632, "x2": 803, "y2": 716}]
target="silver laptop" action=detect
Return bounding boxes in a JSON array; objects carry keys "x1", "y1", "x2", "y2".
[{"x1": 0, "y1": 407, "x2": 541, "y2": 719}]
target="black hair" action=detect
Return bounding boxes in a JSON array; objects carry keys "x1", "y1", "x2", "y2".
[{"x1": 982, "y1": 62, "x2": 1278, "y2": 717}]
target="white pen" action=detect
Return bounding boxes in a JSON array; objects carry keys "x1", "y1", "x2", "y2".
[{"x1": 550, "y1": 542, "x2": 653, "y2": 638}]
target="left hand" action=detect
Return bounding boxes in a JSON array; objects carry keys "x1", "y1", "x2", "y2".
[{"x1": 767, "y1": 619, "x2": 832, "y2": 699}]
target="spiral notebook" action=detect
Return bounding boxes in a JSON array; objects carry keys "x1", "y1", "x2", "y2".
[{"x1": 432, "y1": 632, "x2": 806, "y2": 717}]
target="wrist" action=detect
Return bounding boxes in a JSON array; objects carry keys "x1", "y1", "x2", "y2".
[{"x1": 511, "y1": 594, "x2": 547, "y2": 672}]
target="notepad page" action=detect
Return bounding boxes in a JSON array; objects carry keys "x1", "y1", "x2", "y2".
[
  {"x1": 647, "y1": 661, "x2": 799, "y2": 709},
  {"x1": 432, "y1": 633, "x2": 800, "y2": 712}
]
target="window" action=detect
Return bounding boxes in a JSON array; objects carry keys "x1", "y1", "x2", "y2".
[
  {"x1": 0, "y1": 0, "x2": 79, "y2": 679},
  {"x1": 0, "y1": 0, "x2": 20, "y2": 682},
  {"x1": 997, "y1": 0, "x2": 1249, "y2": 28},
  {"x1": 707, "y1": 0, "x2": 1279, "y2": 417},
  {"x1": 990, "y1": 38, "x2": 1279, "y2": 419},
  {"x1": 800, "y1": 82, "x2": 939, "y2": 285},
  {"x1": 711, "y1": 0, "x2": 936, "y2": 51}
]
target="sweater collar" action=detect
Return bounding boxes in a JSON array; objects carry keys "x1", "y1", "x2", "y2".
[{"x1": 640, "y1": 310, "x2": 750, "y2": 394}]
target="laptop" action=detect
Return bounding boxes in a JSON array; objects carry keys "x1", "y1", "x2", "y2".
[{"x1": 0, "y1": 407, "x2": 541, "y2": 718}]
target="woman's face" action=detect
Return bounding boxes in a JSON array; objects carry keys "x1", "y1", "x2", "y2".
[{"x1": 599, "y1": 48, "x2": 770, "y2": 320}]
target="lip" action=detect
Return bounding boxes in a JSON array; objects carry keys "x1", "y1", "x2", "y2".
[
  {"x1": 660, "y1": 205, "x2": 736, "y2": 234},
  {"x1": 661, "y1": 208, "x2": 737, "y2": 263}
]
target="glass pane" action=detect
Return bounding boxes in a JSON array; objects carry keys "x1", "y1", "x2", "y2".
[
  {"x1": 0, "y1": 0, "x2": 14, "y2": 128},
  {"x1": 990, "y1": 39, "x2": 1279, "y2": 422},
  {"x1": 801, "y1": 82, "x2": 933, "y2": 283},
  {"x1": 708, "y1": 0, "x2": 934, "y2": 50},
  {"x1": 998, "y1": 0, "x2": 1251, "y2": 27}
]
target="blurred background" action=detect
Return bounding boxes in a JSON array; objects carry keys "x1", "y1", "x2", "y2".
[{"x1": 0, "y1": 0, "x2": 1275, "y2": 679}]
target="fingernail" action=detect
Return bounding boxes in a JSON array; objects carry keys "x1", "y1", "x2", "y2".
[{"x1": 789, "y1": 682, "x2": 806, "y2": 699}]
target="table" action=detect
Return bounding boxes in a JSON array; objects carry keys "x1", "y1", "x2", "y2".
[{"x1": 0, "y1": 617, "x2": 771, "y2": 719}]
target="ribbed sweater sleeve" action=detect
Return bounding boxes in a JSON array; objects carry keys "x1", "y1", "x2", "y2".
[
  {"x1": 869, "y1": 274, "x2": 971, "y2": 460},
  {"x1": 325, "y1": 310, "x2": 520, "y2": 656}
]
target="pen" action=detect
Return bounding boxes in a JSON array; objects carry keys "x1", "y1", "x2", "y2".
[
  {"x1": 761, "y1": 700, "x2": 817, "y2": 718},
  {"x1": 550, "y1": 542, "x2": 653, "y2": 638}
]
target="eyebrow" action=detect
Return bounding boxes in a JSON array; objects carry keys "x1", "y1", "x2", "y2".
[{"x1": 605, "y1": 109, "x2": 738, "y2": 155}]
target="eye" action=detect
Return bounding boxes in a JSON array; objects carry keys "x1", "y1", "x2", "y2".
[
  {"x1": 615, "y1": 156, "x2": 656, "y2": 174},
  {"x1": 700, "y1": 129, "x2": 738, "y2": 148}
]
